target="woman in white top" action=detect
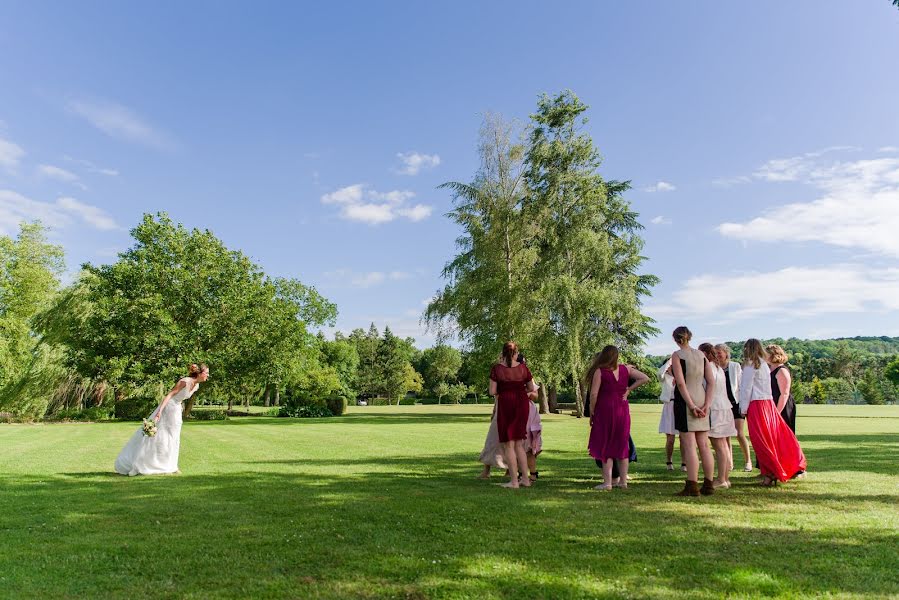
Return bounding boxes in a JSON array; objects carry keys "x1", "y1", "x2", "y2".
[
  {"x1": 115, "y1": 363, "x2": 209, "y2": 476},
  {"x1": 739, "y1": 340, "x2": 806, "y2": 486},
  {"x1": 699, "y1": 343, "x2": 736, "y2": 489},
  {"x1": 656, "y1": 359, "x2": 683, "y2": 471},
  {"x1": 715, "y1": 344, "x2": 752, "y2": 472}
]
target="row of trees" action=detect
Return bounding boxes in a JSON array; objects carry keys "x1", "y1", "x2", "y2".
[
  {"x1": 425, "y1": 91, "x2": 658, "y2": 415},
  {"x1": 0, "y1": 215, "x2": 339, "y2": 418}
]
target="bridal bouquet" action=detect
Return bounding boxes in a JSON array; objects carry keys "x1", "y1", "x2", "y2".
[{"x1": 142, "y1": 418, "x2": 158, "y2": 437}]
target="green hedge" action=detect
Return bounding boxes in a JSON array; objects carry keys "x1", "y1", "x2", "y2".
[{"x1": 114, "y1": 397, "x2": 158, "y2": 420}]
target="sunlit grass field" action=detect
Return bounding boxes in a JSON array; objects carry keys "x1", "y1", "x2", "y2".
[{"x1": 1, "y1": 404, "x2": 897, "y2": 599}]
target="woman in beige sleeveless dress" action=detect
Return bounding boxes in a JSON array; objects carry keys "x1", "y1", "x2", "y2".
[{"x1": 670, "y1": 327, "x2": 716, "y2": 496}]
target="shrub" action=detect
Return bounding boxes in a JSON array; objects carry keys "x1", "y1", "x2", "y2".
[
  {"x1": 52, "y1": 405, "x2": 114, "y2": 421},
  {"x1": 398, "y1": 396, "x2": 417, "y2": 406},
  {"x1": 278, "y1": 404, "x2": 332, "y2": 418},
  {"x1": 188, "y1": 408, "x2": 227, "y2": 420},
  {"x1": 115, "y1": 397, "x2": 158, "y2": 420},
  {"x1": 820, "y1": 378, "x2": 856, "y2": 404},
  {"x1": 325, "y1": 394, "x2": 348, "y2": 416}
]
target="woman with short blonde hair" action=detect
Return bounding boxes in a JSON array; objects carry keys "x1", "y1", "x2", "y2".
[
  {"x1": 715, "y1": 343, "x2": 752, "y2": 471},
  {"x1": 765, "y1": 344, "x2": 796, "y2": 433},
  {"x1": 739, "y1": 339, "x2": 806, "y2": 486}
]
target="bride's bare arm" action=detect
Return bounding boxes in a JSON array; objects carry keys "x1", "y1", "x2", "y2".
[{"x1": 154, "y1": 379, "x2": 187, "y2": 422}]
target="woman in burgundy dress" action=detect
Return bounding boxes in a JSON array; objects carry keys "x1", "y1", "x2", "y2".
[
  {"x1": 489, "y1": 341, "x2": 538, "y2": 489},
  {"x1": 587, "y1": 345, "x2": 649, "y2": 490}
]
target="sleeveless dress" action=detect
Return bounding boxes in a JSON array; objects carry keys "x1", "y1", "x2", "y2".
[
  {"x1": 657, "y1": 359, "x2": 677, "y2": 435},
  {"x1": 114, "y1": 378, "x2": 199, "y2": 476},
  {"x1": 490, "y1": 363, "x2": 533, "y2": 443},
  {"x1": 771, "y1": 365, "x2": 796, "y2": 433},
  {"x1": 708, "y1": 364, "x2": 737, "y2": 438},
  {"x1": 672, "y1": 348, "x2": 710, "y2": 433},
  {"x1": 588, "y1": 364, "x2": 631, "y2": 462}
]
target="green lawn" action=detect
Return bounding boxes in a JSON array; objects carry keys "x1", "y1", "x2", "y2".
[{"x1": 1, "y1": 405, "x2": 897, "y2": 599}]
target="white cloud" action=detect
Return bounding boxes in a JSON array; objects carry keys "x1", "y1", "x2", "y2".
[
  {"x1": 320, "y1": 184, "x2": 432, "y2": 225},
  {"x1": 66, "y1": 98, "x2": 176, "y2": 150},
  {"x1": 395, "y1": 152, "x2": 440, "y2": 176},
  {"x1": 0, "y1": 136, "x2": 25, "y2": 172},
  {"x1": 63, "y1": 156, "x2": 119, "y2": 176},
  {"x1": 0, "y1": 189, "x2": 120, "y2": 234},
  {"x1": 646, "y1": 265, "x2": 899, "y2": 325},
  {"x1": 719, "y1": 156, "x2": 899, "y2": 257},
  {"x1": 878, "y1": 146, "x2": 898, "y2": 153},
  {"x1": 37, "y1": 165, "x2": 87, "y2": 190},
  {"x1": 643, "y1": 181, "x2": 676, "y2": 193},
  {"x1": 650, "y1": 215, "x2": 671, "y2": 225},
  {"x1": 324, "y1": 269, "x2": 413, "y2": 288}
]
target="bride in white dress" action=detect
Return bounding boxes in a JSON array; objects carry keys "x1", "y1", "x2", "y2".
[{"x1": 115, "y1": 364, "x2": 209, "y2": 476}]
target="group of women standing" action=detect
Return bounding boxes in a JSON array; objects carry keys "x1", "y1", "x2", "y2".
[
  {"x1": 479, "y1": 328, "x2": 807, "y2": 495},
  {"x1": 660, "y1": 326, "x2": 806, "y2": 493}
]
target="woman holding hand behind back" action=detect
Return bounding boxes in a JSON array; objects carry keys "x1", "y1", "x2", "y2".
[
  {"x1": 587, "y1": 345, "x2": 649, "y2": 491},
  {"x1": 670, "y1": 327, "x2": 717, "y2": 496}
]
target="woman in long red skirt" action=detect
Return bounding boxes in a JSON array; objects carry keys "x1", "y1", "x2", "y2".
[{"x1": 739, "y1": 339, "x2": 807, "y2": 485}]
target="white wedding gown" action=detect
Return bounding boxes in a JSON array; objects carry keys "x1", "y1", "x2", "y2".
[{"x1": 114, "y1": 378, "x2": 198, "y2": 476}]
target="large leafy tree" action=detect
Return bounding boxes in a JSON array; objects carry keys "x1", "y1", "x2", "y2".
[
  {"x1": 426, "y1": 113, "x2": 538, "y2": 381},
  {"x1": 523, "y1": 91, "x2": 658, "y2": 415},
  {"x1": 37, "y1": 213, "x2": 334, "y2": 403},
  {"x1": 416, "y1": 344, "x2": 462, "y2": 394}
]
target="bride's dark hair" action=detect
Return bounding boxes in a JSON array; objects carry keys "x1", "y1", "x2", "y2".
[{"x1": 188, "y1": 363, "x2": 208, "y2": 378}]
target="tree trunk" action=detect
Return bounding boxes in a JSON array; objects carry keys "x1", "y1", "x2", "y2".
[
  {"x1": 538, "y1": 384, "x2": 549, "y2": 414},
  {"x1": 227, "y1": 396, "x2": 233, "y2": 412},
  {"x1": 264, "y1": 385, "x2": 271, "y2": 407},
  {"x1": 184, "y1": 398, "x2": 194, "y2": 417},
  {"x1": 548, "y1": 385, "x2": 558, "y2": 413},
  {"x1": 274, "y1": 385, "x2": 280, "y2": 407}
]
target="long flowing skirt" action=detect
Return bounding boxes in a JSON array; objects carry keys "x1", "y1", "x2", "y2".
[
  {"x1": 747, "y1": 399, "x2": 806, "y2": 482},
  {"x1": 114, "y1": 403, "x2": 183, "y2": 476},
  {"x1": 479, "y1": 402, "x2": 542, "y2": 468}
]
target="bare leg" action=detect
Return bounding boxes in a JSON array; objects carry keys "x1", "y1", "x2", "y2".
[
  {"x1": 477, "y1": 465, "x2": 491, "y2": 479},
  {"x1": 735, "y1": 418, "x2": 752, "y2": 469},
  {"x1": 515, "y1": 440, "x2": 530, "y2": 487},
  {"x1": 696, "y1": 431, "x2": 715, "y2": 483},
  {"x1": 526, "y1": 451, "x2": 536, "y2": 476},
  {"x1": 711, "y1": 437, "x2": 731, "y2": 486},
  {"x1": 678, "y1": 434, "x2": 686, "y2": 471},
  {"x1": 665, "y1": 434, "x2": 675, "y2": 465},
  {"x1": 616, "y1": 459, "x2": 629, "y2": 488},
  {"x1": 680, "y1": 433, "x2": 699, "y2": 482},
  {"x1": 595, "y1": 459, "x2": 613, "y2": 490},
  {"x1": 500, "y1": 442, "x2": 519, "y2": 488}
]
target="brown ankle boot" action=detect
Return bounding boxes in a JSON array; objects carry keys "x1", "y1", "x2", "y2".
[
  {"x1": 676, "y1": 480, "x2": 700, "y2": 496},
  {"x1": 700, "y1": 478, "x2": 715, "y2": 496}
]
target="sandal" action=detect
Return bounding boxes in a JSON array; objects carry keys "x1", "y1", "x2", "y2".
[
  {"x1": 594, "y1": 483, "x2": 612, "y2": 491},
  {"x1": 530, "y1": 471, "x2": 539, "y2": 480},
  {"x1": 666, "y1": 461, "x2": 674, "y2": 471}
]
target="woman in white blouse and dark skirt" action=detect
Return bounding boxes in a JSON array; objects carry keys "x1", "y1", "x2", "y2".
[{"x1": 739, "y1": 339, "x2": 807, "y2": 486}]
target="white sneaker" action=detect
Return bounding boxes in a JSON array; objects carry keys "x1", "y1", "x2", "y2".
[
  {"x1": 681, "y1": 464, "x2": 687, "y2": 472},
  {"x1": 743, "y1": 462, "x2": 753, "y2": 472}
]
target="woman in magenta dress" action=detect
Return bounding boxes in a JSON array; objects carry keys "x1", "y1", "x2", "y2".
[
  {"x1": 489, "y1": 341, "x2": 538, "y2": 489},
  {"x1": 587, "y1": 345, "x2": 649, "y2": 490}
]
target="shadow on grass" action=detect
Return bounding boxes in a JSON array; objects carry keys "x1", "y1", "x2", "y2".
[{"x1": 2, "y1": 441, "x2": 897, "y2": 599}]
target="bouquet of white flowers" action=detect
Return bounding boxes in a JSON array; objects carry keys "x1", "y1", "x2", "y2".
[{"x1": 142, "y1": 418, "x2": 158, "y2": 437}]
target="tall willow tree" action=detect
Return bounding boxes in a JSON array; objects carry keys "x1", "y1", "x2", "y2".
[
  {"x1": 524, "y1": 91, "x2": 658, "y2": 415},
  {"x1": 425, "y1": 114, "x2": 538, "y2": 381}
]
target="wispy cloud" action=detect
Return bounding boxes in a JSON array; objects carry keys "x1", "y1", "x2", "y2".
[
  {"x1": 321, "y1": 184, "x2": 432, "y2": 225},
  {"x1": 0, "y1": 189, "x2": 120, "y2": 234},
  {"x1": 878, "y1": 146, "x2": 898, "y2": 153},
  {"x1": 719, "y1": 155, "x2": 899, "y2": 257},
  {"x1": 650, "y1": 215, "x2": 672, "y2": 225},
  {"x1": 37, "y1": 165, "x2": 87, "y2": 190},
  {"x1": 643, "y1": 181, "x2": 676, "y2": 193},
  {"x1": 0, "y1": 136, "x2": 25, "y2": 172},
  {"x1": 66, "y1": 98, "x2": 176, "y2": 150},
  {"x1": 324, "y1": 269, "x2": 413, "y2": 288},
  {"x1": 63, "y1": 155, "x2": 119, "y2": 176},
  {"x1": 714, "y1": 146, "x2": 862, "y2": 186},
  {"x1": 394, "y1": 152, "x2": 440, "y2": 176},
  {"x1": 646, "y1": 264, "x2": 899, "y2": 322}
]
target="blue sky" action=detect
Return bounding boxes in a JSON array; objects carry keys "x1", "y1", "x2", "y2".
[{"x1": 1, "y1": 1, "x2": 898, "y2": 354}]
